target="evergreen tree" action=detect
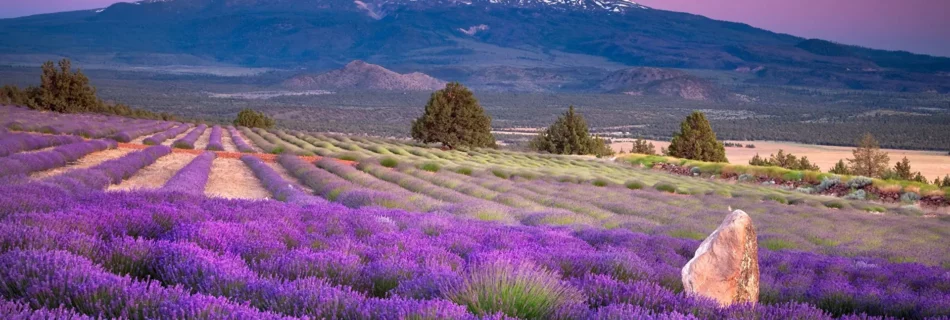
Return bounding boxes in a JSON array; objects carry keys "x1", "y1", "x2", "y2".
[
  {"x1": 531, "y1": 106, "x2": 613, "y2": 157},
  {"x1": 829, "y1": 159, "x2": 850, "y2": 174},
  {"x1": 630, "y1": 138, "x2": 656, "y2": 155},
  {"x1": 233, "y1": 109, "x2": 276, "y2": 129},
  {"x1": 893, "y1": 157, "x2": 913, "y2": 180},
  {"x1": 797, "y1": 156, "x2": 820, "y2": 171},
  {"x1": 913, "y1": 172, "x2": 927, "y2": 183},
  {"x1": 749, "y1": 154, "x2": 768, "y2": 166},
  {"x1": 411, "y1": 82, "x2": 495, "y2": 149},
  {"x1": 667, "y1": 111, "x2": 727, "y2": 162},
  {"x1": 847, "y1": 133, "x2": 890, "y2": 178}
]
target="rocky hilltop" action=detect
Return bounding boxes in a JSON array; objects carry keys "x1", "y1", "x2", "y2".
[
  {"x1": 599, "y1": 67, "x2": 724, "y2": 101},
  {"x1": 284, "y1": 61, "x2": 446, "y2": 91}
]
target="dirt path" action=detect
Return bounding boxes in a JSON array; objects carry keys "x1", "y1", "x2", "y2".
[
  {"x1": 268, "y1": 161, "x2": 316, "y2": 195},
  {"x1": 108, "y1": 153, "x2": 196, "y2": 191},
  {"x1": 611, "y1": 139, "x2": 950, "y2": 179},
  {"x1": 205, "y1": 157, "x2": 271, "y2": 200},
  {"x1": 221, "y1": 129, "x2": 238, "y2": 152},
  {"x1": 30, "y1": 148, "x2": 134, "y2": 179},
  {"x1": 193, "y1": 128, "x2": 212, "y2": 150}
]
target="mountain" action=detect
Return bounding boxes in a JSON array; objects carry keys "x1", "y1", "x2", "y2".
[
  {"x1": 599, "y1": 67, "x2": 725, "y2": 101},
  {"x1": 284, "y1": 60, "x2": 446, "y2": 91},
  {"x1": 1, "y1": 0, "x2": 949, "y2": 92}
]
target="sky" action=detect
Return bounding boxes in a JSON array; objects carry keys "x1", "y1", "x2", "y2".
[{"x1": 2, "y1": 0, "x2": 949, "y2": 57}]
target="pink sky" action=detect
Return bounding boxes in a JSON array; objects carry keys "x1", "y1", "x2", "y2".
[{"x1": 3, "y1": 0, "x2": 949, "y2": 57}]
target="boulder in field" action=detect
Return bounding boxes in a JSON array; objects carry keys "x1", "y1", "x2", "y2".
[{"x1": 681, "y1": 209, "x2": 759, "y2": 306}]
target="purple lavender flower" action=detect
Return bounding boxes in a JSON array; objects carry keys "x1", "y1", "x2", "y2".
[{"x1": 161, "y1": 151, "x2": 215, "y2": 194}]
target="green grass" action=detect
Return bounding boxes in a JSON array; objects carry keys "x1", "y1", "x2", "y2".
[
  {"x1": 455, "y1": 167, "x2": 474, "y2": 176},
  {"x1": 823, "y1": 200, "x2": 847, "y2": 209},
  {"x1": 762, "y1": 238, "x2": 798, "y2": 251},
  {"x1": 764, "y1": 194, "x2": 789, "y2": 204},
  {"x1": 335, "y1": 153, "x2": 361, "y2": 162},
  {"x1": 492, "y1": 169, "x2": 511, "y2": 179},
  {"x1": 592, "y1": 178, "x2": 610, "y2": 187},
  {"x1": 668, "y1": 229, "x2": 707, "y2": 240}
]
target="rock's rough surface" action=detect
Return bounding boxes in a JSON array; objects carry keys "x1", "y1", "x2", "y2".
[{"x1": 681, "y1": 209, "x2": 759, "y2": 306}]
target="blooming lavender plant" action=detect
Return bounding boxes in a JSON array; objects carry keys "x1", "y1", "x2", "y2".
[
  {"x1": 228, "y1": 126, "x2": 257, "y2": 153},
  {"x1": 142, "y1": 124, "x2": 190, "y2": 145},
  {"x1": 172, "y1": 124, "x2": 208, "y2": 149},
  {"x1": 0, "y1": 132, "x2": 84, "y2": 157},
  {"x1": 240, "y1": 155, "x2": 326, "y2": 205},
  {"x1": 206, "y1": 125, "x2": 224, "y2": 151},
  {"x1": 161, "y1": 151, "x2": 215, "y2": 194},
  {"x1": 0, "y1": 140, "x2": 115, "y2": 178}
]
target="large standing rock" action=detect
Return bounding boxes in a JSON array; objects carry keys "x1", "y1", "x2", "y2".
[{"x1": 681, "y1": 209, "x2": 759, "y2": 306}]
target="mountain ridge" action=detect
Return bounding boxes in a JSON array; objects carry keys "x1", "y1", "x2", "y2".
[{"x1": 1, "y1": 0, "x2": 948, "y2": 93}]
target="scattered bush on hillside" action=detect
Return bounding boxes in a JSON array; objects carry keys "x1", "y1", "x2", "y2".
[
  {"x1": 233, "y1": 109, "x2": 275, "y2": 129},
  {"x1": 411, "y1": 82, "x2": 496, "y2": 149},
  {"x1": 845, "y1": 176, "x2": 874, "y2": 189},
  {"x1": 848, "y1": 133, "x2": 889, "y2": 178},
  {"x1": 653, "y1": 182, "x2": 676, "y2": 193},
  {"x1": 823, "y1": 200, "x2": 847, "y2": 209},
  {"x1": 0, "y1": 59, "x2": 173, "y2": 120},
  {"x1": 748, "y1": 149, "x2": 819, "y2": 171},
  {"x1": 379, "y1": 157, "x2": 399, "y2": 168},
  {"x1": 900, "y1": 192, "x2": 921, "y2": 203},
  {"x1": 624, "y1": 180, "x2": 644, "y2": 190},
  {"x1": 843, "y1": 190, "x2": 867, "y2": 200},
  {"x1": 531, "y1": 106, "x2": 613, "y2": 157},
  {"x1": 419, "y1": 162, "x2": 441, "y2": 172},
  {"x1": 817, "y1": 177, "x2": 841, "y2": 193},
  {"x1": 629, "y1": 138, "x2": 655, "y2": 155},
  {"x1": 592, "y1": 178, "x2": 610, "y2": 187},
  {"x1": 455, "y1": 167, "x2": 473, "y2": 176},
  {"x1": 667, "y1": 111, "x2": 727, "y2": 162},
  {"x1": 828, "y1": 159, "x2": 850, "y2": 175},
  {"x1": 745, "y1": 144, "x2": 756, "y2": 148}
]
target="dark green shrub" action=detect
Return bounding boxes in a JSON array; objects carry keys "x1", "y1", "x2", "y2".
[
  {"x1": 419, "y1": 162, "x2": 441, "y2": 172},
  {"x1": 455, "y1": 167, "x2": 473, "y2": 175},
  {"x1": 379, "y1": 157, "x2": 399, "y2": 168},
  {"x1": 764, "y1": 194, "x2": 789, "y2": 204},
  {"x1": 592, "y1": 178, "x2": 610, "y2": 187},
  {"x1": 823, "y1": 200, "x2": 847, "y2": 209},
  {"x1": 492, "y1": 169, "x2": 510, "y2": 179},
  {"x1": 654, "y1": 182, "x2": 677, "y2": 193},
  {"x1": 624, "y1": 180, "x2": 645, "y2": 190}
]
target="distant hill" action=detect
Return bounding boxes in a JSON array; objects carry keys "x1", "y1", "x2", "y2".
[
  {"x1": 599, "y1": 67, "x2": 724, "y2": 101},
  {"x1": 284, "y1": 61, "x2": 446, "y2": 91}
]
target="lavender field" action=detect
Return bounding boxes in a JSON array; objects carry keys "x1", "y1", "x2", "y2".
[{"x1": 1, "y1": 105, "x2": 948, "y2": 319}]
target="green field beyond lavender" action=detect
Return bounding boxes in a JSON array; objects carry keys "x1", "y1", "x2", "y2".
[{"x1": 1, "y1": 105, "x2": 948, "y2": 319}]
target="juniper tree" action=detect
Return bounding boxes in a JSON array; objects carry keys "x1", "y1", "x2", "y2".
[
  {"x1": 893, "y1": 156, "x2": 913, "y2": 180},
  {"x1": 667, "y1": 111, "x2": 727, "y2": 162},
  {"x1": 234, "y1": 109, "x2": 276, "y2": 129},
  {"x1": 847, "y1": 133, "x2": 889, "y2": 178},
  {"x1": 531, "y1": 106, "x2": 613, "y2": 157},
  {"x1": 829, "y1": 159, "x2": 850, "y2": 174},
  {"x1": 411, "y1": 83, "x2": 495, "y2": 149},
  {"x1": 630, "y1": 138, "x2": 656, "y2": 155}
]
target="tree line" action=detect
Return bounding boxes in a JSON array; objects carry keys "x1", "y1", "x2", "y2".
[
  {"x1": 0, "y1": 59, "x2": 175, "y2": 120},
  {"x1": 407, "y1": 83, "x2": 949, "y2": 186}
]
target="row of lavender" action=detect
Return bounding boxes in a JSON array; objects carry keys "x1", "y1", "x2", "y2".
[
  {"x1": 1, "y1": 105, "x2": 177, "y2": 142},
  {"x1": 0, "y1": 179, "x2": 946, "y2": 319}
]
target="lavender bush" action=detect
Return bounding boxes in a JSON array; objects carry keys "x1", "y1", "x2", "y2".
[
  {"x1": 0, "y1": 140, "x2": 115, "y2": 178},
  {"x1": 0, "y1": 132, "x2": 83, "y2": 157},
  {"x1": 172, "y1": 124, "x2": 208, "y2": 149},
  {"x1": 205, "y1": 125, "x2": 224, "y2": 151},
  {"x1": 160, "y1": 151, "x2": 215, "y2": 194},
  {"x1": 143, "y1": 124, "x2": 190, "y2": 145},
  {"x1": 240, "y1": 155, "x2": 326, "y2": 205},
  {"x1": 228, "y1": 126, "x2": 257, "y2": 153}
]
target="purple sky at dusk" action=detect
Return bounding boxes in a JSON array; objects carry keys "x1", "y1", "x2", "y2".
[{"x1": 3, "y1": 0, "x2": 949, "y2": 57}]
